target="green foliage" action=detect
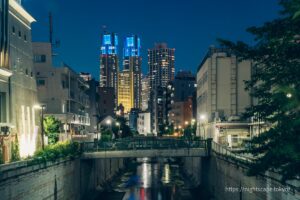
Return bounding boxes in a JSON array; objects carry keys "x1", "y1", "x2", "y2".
[
  {"x1": 31, "y1": 141, "x2": 80, "y2": 163},
  {"x1": 115, "y1": 117, "x2": 133, "y2": 138},
  {"x1": 101, "y1": 129, "x2": 113, "y2": 142},
  {"x1": 184, "y1": 124, "x2": 197, "y2": 138},
  {"x1": 219, "y1": 0, "x2": 300, "y2": 181},
  {"x1": 43, "y1": 116, "x2": 61, "y2": 145},
  {"x1": 11, "y1": 136, "x2": 20, "y2": 162}
]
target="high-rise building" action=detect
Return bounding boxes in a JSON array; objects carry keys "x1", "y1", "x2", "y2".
[
  {"x1": 148, "y1": 43, "x2": 175, "y2": 90},
  {"x1": 141, "y1": 74, "x2": 150, "y2": 111},
  {"x1": 123, "y1": 35, "x2": 142, "y2": 109},
  {"x1": 168, "y1": 71, "x2": 196, "y2": 128},
  {"x1": 148, "y1": 43, "x2": 175, "y2": 135},
  {"x1": 197, "y1": 47, "x2": 252, "y2": 147},
  {"x1": 118, "y1": 70, "x2": 134, "y2": 113},
  {"x1": 99, "y1": 32, "x2": 119, "y2": 107}
]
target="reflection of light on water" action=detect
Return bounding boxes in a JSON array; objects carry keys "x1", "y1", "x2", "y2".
[
  {"x1": 162, "y1": 164, "x2": 170, "y2": 184},
  {"x1": 141, "y1": 162, "x2": 151, "y2": 188}
]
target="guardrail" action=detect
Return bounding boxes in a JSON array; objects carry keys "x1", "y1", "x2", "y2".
[
  {"x1": 81, "y1": 138, "x2": 209, "y2": 153},
  {"x1": 211, "y1": 141, "x2": 256, "y2": 164}
]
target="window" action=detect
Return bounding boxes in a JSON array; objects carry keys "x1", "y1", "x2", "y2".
[
  {"x1": 34, "y1": 55, "x2": 46, "y2": 63},
  {"x1": 12, "y1": 26, "x2": 15, "y2": 33},
  {"x1": 25, "y1": 69, "x2": 28, "y2": 75},
  {"x1": 37, "y1": 79, "x2": 45, "y2": 86},
  {"x1": 24, "y1": 34, "x2": 27, "y2": 41},
  {"x1": 18, "y1": 31, "x2": 21, "y2": 37}
]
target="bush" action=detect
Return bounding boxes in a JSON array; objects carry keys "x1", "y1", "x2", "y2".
[{"x1": 31, "y1": 141, "x2": 80, "y2": 163}]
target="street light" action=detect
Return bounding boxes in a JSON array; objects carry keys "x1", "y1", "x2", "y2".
[
  {"x1": 34, "y1": 104, "x2": 46, "y2": 150},
  {"x1": 116, "y1": 122, "x2": 121, "y2": 137},
  {"x1": 286, "y1": 93, "x2": 292, "y2": 98}
]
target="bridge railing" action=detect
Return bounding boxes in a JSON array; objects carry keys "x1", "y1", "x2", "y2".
[
  {"x1": 211, "y1": 141, "x2": 256, "y2": 164},
  {"x1": 81, "y1": 138, "x2": 208, "y2": 153}
]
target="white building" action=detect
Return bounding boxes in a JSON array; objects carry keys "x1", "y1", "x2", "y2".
[
  {"x1": 197, "y1": 47, "x2": 253, "y2": 148},
  {"x1": 33, "y1": 42, "x2": 90, "y2": 135},
  {"x1": 0, "y1": 0, "x2": 40, "y2": 161},
  {"x1": 137, "y1": 112, "x2": 151, "y2": 136}
]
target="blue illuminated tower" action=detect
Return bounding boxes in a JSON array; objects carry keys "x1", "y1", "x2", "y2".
[
  {"x1": 99, "y1": 32, "x2": 119, "y2": 107},
  {"x1": 122, "y1": 35, "x2": 142, "y2": 109}
]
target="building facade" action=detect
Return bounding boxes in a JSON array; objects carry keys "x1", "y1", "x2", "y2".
[
  {"x1": 0, "y1": 0, "x2": 39, "y2": 161},
  {"x1": 141, "y1": 74, "x2": 150, "y2": 111},
  {"x1": 79, "y1": 72, "x2": 99, "y2": 133},
  {"x1": 197, "y1": 47, "x2": 252, "y2": 148},
  {"x1": 99, "y1": 32, "x2": 118, "y2": 107},
  {"x1": 118, "y1": 70, "x2": 134, "y2": 113},
  {"x1": 168, "y1": 71, "x2": 196, "y2": 129},
  {"x1": 148, "y1": 43, "x2": 175, "y2": 90},
  {"x1": 33, "y1": 43, "x2": 90, "y2": 135},
  {"x1": 98, "y1": 87, "x2": 115, "y2": 118},
  {"x1": 123, "y1": 35, "x2": 142, "y2": 109},
  {"x1": 137, "y1": 112, "x2": 151, "y2": 136},
  {"x1": 148, "y1": 43, "x2": 175, "y2": 135}
]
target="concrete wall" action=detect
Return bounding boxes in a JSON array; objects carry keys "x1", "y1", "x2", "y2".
[
  {"x1": 183, "y1": 154, "x2": 300, "y2": 200},
  {"x1": 0, "y1": 158, "x2": 124, "y2": 200}
]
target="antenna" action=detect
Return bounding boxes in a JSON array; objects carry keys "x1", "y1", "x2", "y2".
[{"x1": 102, "y1": 25, "x2": 107, "y2": 34}]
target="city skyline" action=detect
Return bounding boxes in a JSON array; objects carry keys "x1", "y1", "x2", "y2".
[{"x1": 23, "y1": 0, "x2": 280, "y2": 80}]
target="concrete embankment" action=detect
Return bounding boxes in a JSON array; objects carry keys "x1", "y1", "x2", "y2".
[
  {"x1": 183, "y1": 154, "x2": 300, "y2": 200},
  {"x1": 0, "y1": 157, "x2": 125, "y2": 200}
]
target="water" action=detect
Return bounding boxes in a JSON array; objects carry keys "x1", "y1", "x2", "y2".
[{"x1": 95, "y1": 158, "x2": 209, "y2": 200}]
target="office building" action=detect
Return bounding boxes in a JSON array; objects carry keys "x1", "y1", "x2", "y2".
[
  {"x1": 123, "y1": 35, "x2": 142, "y2": 109},
  {"x1": 148, "y1": 43, "x2": 175, "y2": 135},
  {"x1": 98, "y1": 87, "x2": 115, "y2": 117},
  {"x1": 148, "y1": 43, "x2": 175, "y2": 90},
  {"x1": 197, "y1": 47, "x2": 252, "y2": 147},
  {"x1": 118, "y1": 70, "x2": 134, "y2": 113},
  {"x1": 141, "y1": 74, "x2": 150, "y2": 111},
  {"x1": 99, "y1": 32, "x2": 119, "y2": 107}
]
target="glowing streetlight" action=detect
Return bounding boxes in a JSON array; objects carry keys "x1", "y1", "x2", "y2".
[
  {"x1": 286, "y1": 93, "x2": 292, "y2": 98},
  {"x1": 191, "y1": 119, "x2": 196, "y2": 124},
  {"x1": 106, "y1": 119, "x2": 111, "y2": 125},
  {"x1": 200, "y1": 114, "x2": 206, "y2": 120},
  {"x1": 185, "y1": 121, "x2": 189, "y2": 125}
]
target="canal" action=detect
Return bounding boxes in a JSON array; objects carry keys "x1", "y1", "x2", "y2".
[{"x1": 94, "y1": 158, "x2": 210, "y2": 200}]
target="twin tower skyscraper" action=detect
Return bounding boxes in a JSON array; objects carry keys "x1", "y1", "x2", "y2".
[{"x1": 99, "y1": 32, "x2": 141, "y2": 113}]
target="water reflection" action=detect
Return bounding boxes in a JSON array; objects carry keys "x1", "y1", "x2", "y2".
[{"x1": 122, "y1": 158, "x2": 182, "y2": 200}]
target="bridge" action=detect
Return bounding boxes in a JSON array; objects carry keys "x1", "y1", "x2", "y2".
[{"x1": 81, "y1": 137, "x2": 212, "y2": 159}]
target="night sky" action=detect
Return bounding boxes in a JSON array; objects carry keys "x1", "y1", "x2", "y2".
[{"x1": 23, "y1": 0, "x2": 280, "y2": 80}]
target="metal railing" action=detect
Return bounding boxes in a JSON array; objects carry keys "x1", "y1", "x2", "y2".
[
  {"x1": 81, "y1": 137, "x2": 209, "y2": 153},
  {"x1": 212, "y1": 141, "x2": 256, "y2": 164}
]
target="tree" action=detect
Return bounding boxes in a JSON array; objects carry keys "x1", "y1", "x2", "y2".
[
  {"x1": 44, "y1": 116, "x2": 61, "y2": 145},
  {"x1": 218, "y1": 0, "x2": 300, "y2": 181}
]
